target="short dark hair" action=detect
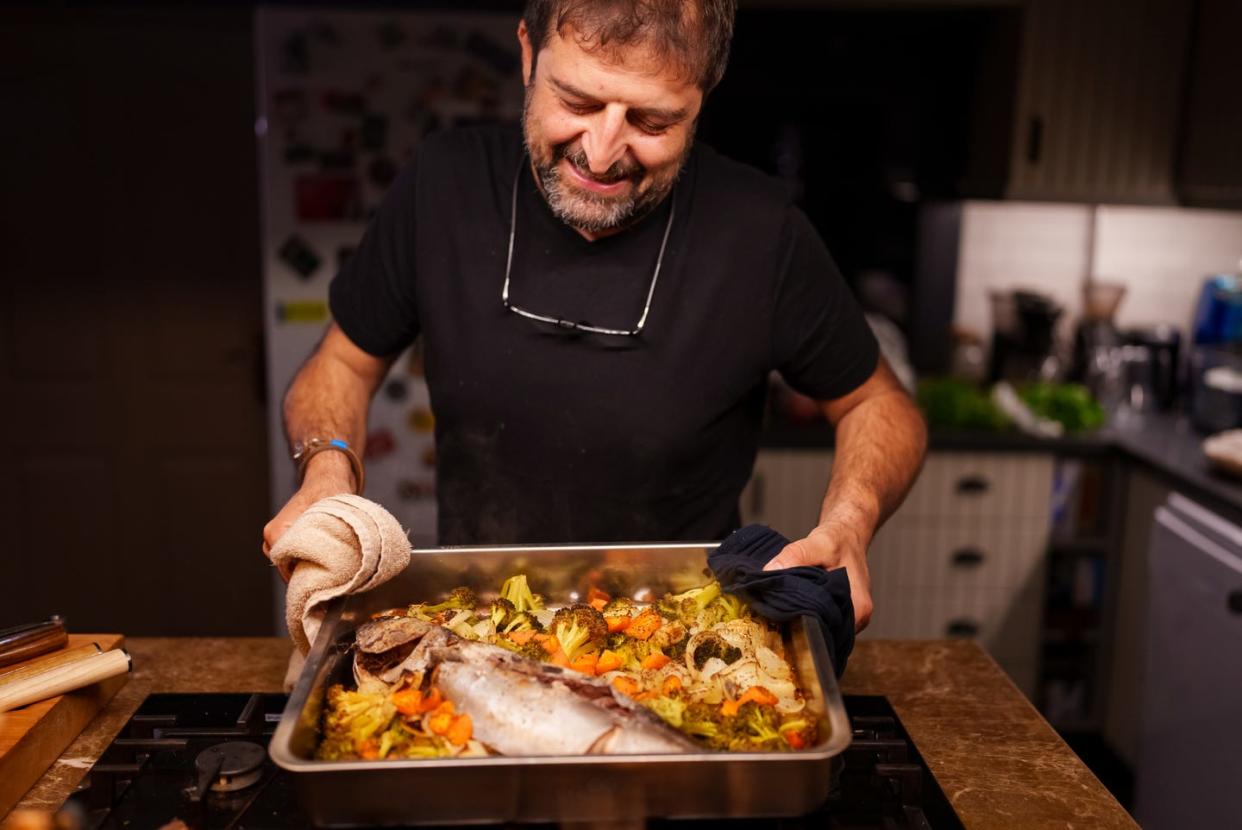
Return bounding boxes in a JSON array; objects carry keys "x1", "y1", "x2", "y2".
[{"x1": 523, "y1": 0, "x2": 737, "y2": 92}]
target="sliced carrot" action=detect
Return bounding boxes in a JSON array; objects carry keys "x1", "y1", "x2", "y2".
[
  {"x1": 612, "y1": 676, "x2": 641, "y2": 697},
  {"x1": 606, "y1": 615, "x2": 632, "y2": 633},
  {"x1": 426, "y1": 700, "x2": 457, "y2": 735},
  {"x1": 720, "y1": 698, "x2": 741, "y2": 717},
  {"x1": 640, "y1": 653, "x2": 671, "y2": 671},
  {"x1": 595, "y1": 650, "x2": 624, "y2": 674},
  {"x1": 569, "y1": 651, "x2": 599, "y2": 675},
  {"x1": 738, "y1": 686, "x2": 779, "y2": 707},
  {"x1": 547, "y1": 648, "x2": 571, "y2": 668},
  {"x1": 506, "y1": 629, "x2": 537, "y2": 645},
  {"x1": 417, "y1": 687, "x2": 444, "y2": 714},
  {"x1": 633, "y1": 690, "x2": 659, "y2": 702},
  {"x1": 541, "y1": 635, "x2": 562, "y2": 654},
  {"x1": 661, "y1": 675, "x2": 682, "y2": 695},
  {"x1": 357, "y1": 738, "x2": 380, "y2": 760},
  {"x1": 625, "y1": 610, "x2": 662, "y2": 641},
  {"x1": 445, "y1": 713, "x2": 473, "y2": 746},
  {"x1": 783, "y1": 729, "x2": 808, "y2": 750},
  {"x1": 391, "y1": 688, "x2": 423, "y2": 718},
  {"x1": 587, "y1": 586, "x2": 610, "y2": 611}
]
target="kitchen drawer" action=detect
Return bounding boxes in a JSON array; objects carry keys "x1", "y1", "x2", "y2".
[
  {"x1": 741, "y1": 450, "x2": 834, "y2": 538},
  {"x1": 869, "y1": 521, "x2": 1050, "y2": 591},
  {"x1": 862, "y1": 585, "x2": 1043, "y2": 665},
  {"x1": 888, "y1": 452, "x2": 1054, "y2": 525}
]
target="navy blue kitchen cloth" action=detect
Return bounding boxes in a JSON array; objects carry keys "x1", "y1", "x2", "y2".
[{"x1": 708, "y1": 524, "x2": 855, "y2": 677}]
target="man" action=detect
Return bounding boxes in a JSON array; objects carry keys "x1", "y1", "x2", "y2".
[{"x1": 263, "y1": 0, "x2": 927, "y2": 632}]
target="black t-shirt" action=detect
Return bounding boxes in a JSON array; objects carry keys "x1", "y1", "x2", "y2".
[{"x1": 330, "y1": 125, "x2": 878, "y2": 545}]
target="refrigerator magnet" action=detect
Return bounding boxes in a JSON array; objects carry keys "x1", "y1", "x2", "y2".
[{"x1": 277, "y1": 234, "x2": 322, "y2": 279}]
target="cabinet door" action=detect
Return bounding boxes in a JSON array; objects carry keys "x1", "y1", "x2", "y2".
[
  {"x1": 1007, "y1": 0, "x2": 1192, "y2": 203},
  {"x1": 1177, "y1": 0, "x2": 1242, "y2": 208},
  {"x1": 741, "y1": 450, "x2": 833, "y2": 539}
]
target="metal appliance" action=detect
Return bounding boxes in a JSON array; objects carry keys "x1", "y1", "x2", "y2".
[{"x1": 1137, "y1": 494, "x2": 1242, "y2": 829}]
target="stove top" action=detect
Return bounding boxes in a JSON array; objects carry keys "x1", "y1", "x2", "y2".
[{"x1": 61, "y1": 693, "x2": 961, "y2": 829}]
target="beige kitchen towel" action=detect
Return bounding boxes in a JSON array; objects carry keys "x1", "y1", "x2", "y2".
[{"x1": 269, "y1": 494, "x2": 413, "y2": 657}]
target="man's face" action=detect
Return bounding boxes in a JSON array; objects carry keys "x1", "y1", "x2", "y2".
[{"x1": 518, "y1": 20, "x2": 704, "y2": 237}]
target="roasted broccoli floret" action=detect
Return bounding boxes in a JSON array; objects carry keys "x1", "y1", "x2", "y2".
[
  {"x1": 412, "y1": 586, "x2": 478, "y2": 618},
  {"x1": 694, "y1": 592, "x2": 748, "y2": 628},
  {"x1": 691, "y1": 632, "x2": 743, "y2": 671},
  {"x1": 488, "y1": 597, "x2": 516, "y2": 627},
  {"x1": 601, "y1": 596, "x2": 639, "y2": 618},
  {"x1": 681, "y1": 701, "x2": 726, "y2": 744},
  {"x1": 551, "y1": 604, "x2": 608, "y2": 660},
  {"x1": 611, "y1": 637, "x2": 666, "y2": 672},
  {"x1": 502, "y1": 610, "x2": 545, "y2": 633},
  {"x1": 643, "y1": 695, "x2": 687, "y2": 728},
  {"x1": 500, "y1": 574, "x2": 545, "y2": 613},
  {"x1": 741, "y1": 702, "x2": 783, "y2": 746},
  {"x1": 656, "y1": 581, "x2": 722, "y2": 625},
  {"x1": 317, "y1": 684, "x2": 397, "y2": 759}
]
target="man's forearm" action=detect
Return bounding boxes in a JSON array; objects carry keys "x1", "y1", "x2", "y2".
[
  {"x1": 282, "y1": 328, "x2": 391, "y2": 489},
  {"x1": 818, "y1": 386, "x2": 927, "y2": 541}
]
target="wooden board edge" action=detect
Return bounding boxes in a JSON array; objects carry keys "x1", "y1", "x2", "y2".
[{"x1": 0, "y1": 637, "x2": 128, "y2": 818}]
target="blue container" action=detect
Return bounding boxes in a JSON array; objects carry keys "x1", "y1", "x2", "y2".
[{"x1": 1192, "y1": 275, "x2": 1242, "y2": 346}]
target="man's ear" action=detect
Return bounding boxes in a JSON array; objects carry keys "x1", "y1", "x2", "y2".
[{"x1": 517, "y1": 19, "x2": 534, "y2": 87}]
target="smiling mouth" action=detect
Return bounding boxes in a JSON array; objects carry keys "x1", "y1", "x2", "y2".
[{"x1": 561, "y1": 158, "x2": 635, "y2": 195}]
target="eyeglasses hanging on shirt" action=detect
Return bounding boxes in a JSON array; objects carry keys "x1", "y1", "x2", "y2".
[{"x1": 501, "y1": 157, "x2": 676, "y2": 337}]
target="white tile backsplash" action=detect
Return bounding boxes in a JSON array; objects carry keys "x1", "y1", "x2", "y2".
[
  {"x1": 1095, "y1": 206, "x2": 1242, "y2": 332},
  {"x1": 952, "y1": 200, "x2": 1242, "y2": 339},
  {"x1": 954, "y1": 201, "x2": 1092, "y2": 338}
]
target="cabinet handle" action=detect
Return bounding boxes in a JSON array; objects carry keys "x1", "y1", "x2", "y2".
[
  {"x1": 749, "y1": 474, "x2": 765, "y2": 516},
  {"x1": 1026, "y1": 116, "x2": 1044, "y2": 165},
  {"x1": 955, "y1": 475, "x2": 990, "y2": 495},
  {"x1": 951, "y1": 548, "x2": 986, "y2": 568},
  {"x1": 1228, "y1": 590, "x2": 1242, "y2": 615},
  {"x1": 945, "y1": 619, "x2": 980, "y2": 638}
]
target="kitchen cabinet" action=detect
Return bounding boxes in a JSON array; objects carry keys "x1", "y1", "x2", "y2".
[
  {"x1": 1005, "y1": 0, "x2": 1193, "y2": 204},
  {"x1": 1176, "y1": 0, "x2": 1242, "y2": 208},
  {"x1": 743, "y1": 449, "x2": 1053, "y2": 695}
]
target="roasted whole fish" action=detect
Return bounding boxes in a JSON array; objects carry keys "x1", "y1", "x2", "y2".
[{"x1": 353, "y1": 617, "x2": 697, "y2": 756}]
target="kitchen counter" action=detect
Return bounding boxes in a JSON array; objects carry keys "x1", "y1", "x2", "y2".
[
  {"x1": 766, "y1": 410, "x2": 1242, "y2": 522},
  {"x1": 10, "y1": 637, "x2": 1136, "y2": 829}
]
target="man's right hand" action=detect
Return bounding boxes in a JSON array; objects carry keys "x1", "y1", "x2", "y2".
[{"x1": 262, "y1": 451, "x2": 358, "y2": 582}]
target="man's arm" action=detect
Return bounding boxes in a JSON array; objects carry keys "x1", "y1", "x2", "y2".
[
  {"x1": 763, "y1": 358, "x2": 928, "y2": 631},
  {"x1": 261, "y1": 323, "x2": 396, "y2": 570}
]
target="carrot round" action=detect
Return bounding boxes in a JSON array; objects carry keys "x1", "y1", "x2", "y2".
[
  {"x1": 640, "y1": 653, "x2": 671, "y2": 671},
  {"x1": 661, "y1": 675, "x2": 682, "y2": 695},
  {"x1": 612, "y1": 676, "x2": 641, "y2": 697},
  {"x1": 391, "y1": 688, "x2": 423, "y2": 718},
  {"x1": 606, "y1": 615, "x2": 632, "y2": 633},
  {"x1": 446, "y1": 713, "x2": 473, "y2": 746},
  {"x1": 595, "y1": 650, "x2": 624, "y2": 674}
]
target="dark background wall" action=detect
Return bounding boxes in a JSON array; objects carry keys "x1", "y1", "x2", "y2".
[{"x1": 1, "y1": 6, "x2": 272, "y2": 635}]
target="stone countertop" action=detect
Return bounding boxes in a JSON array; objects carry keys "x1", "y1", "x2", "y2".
[{"x1": 11, "y1": 637, "x2": 1135, "y2": 829}]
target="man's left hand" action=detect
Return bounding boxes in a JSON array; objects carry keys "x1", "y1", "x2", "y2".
[{"x1": 762, "y1": 522, "x2": 873, "y2": 632}]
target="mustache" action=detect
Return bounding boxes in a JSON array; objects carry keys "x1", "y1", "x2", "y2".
[{"x1": 554, "y1": 142, "x2": 645, "y2": 184}]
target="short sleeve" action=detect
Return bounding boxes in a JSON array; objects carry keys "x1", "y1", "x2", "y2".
[
  {"x1": 771, "y1": 206, "x2": 879, "y2": 399},
  {"x1": 328, "y1": 158, "x2": 421, "y2": 357}
]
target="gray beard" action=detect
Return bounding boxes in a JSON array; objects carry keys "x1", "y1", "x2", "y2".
[{"x1": 522, "y1": 113, "x2": 692, "y2": 235}]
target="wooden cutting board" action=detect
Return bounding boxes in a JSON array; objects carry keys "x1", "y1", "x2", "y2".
[{"x1": 0, "y1": 634, "x2": 127, "y2": 817}]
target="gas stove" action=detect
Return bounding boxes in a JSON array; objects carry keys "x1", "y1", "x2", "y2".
[{"x1": 62, "y1": 693, "x2": 960, "y2": 829}]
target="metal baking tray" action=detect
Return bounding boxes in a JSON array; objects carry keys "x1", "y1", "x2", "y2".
[{"x1": 270, "y1": 542, "x2": 852, "y2": 826}]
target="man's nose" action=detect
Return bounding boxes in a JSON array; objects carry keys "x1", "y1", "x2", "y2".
[{"x1": 581, "y1": 105, "x2": 628, "y2": 174}]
